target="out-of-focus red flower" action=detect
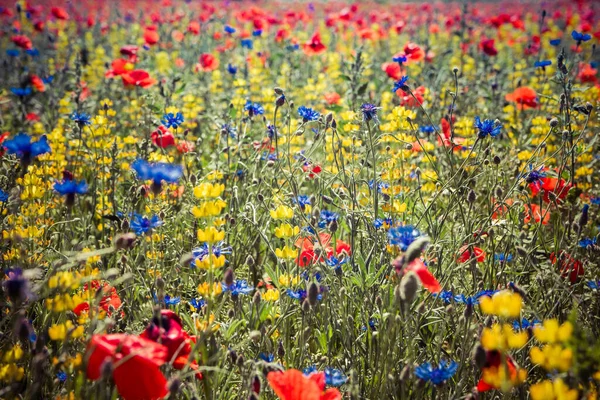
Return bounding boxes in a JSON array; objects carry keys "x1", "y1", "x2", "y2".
[
  {"x1": 26, "y1": 113, "x2": 39, "y2": 122},
  {"x1": 51, "y1": 7, "x2": 69, "y2": 20},
  {"x1": 105, "y1": 59, "x2": 130, "y2": 78},
  {"x1": 275, "y1": 29, "x2": 290, "y2": 42},
  {"x1": 524, "y1": 203, "x2": 550, "y2": 225},
  {"x1": 30, "y1": 75, "x2": 45, "y2": 92},
  {"x1": 400, "y1": 258, "x2": 441, "y2": 293},
  {"x1": 458, "y1": 246, "x2": 486, "y2": 263},
  {"x1": 151, "y1": 126, "x2": 175, "y2": 148},
  {"x1": 11, "y1": 35, "x2": 32, "y2": 50},
  {"x1": 480, "y1": 39, "x2": 498, "y2": 56},
  {"x1": 267, "y1": 369, "x2": 342, "y2": 400},
  {"x1": 140, "y1": 310, "x2": 202, "y2": 379},
  {"x1": 74, "y1": 281, "x2": 123, "y2": 318},
  {"x1": 122, "y1": 70, "x2": 156, "y2": 88},
  {"x1": 197, "y1": 53, "x2": 219, "y2": 72},
  {"x1": 505, "y1": 87, "x2": 538, "y2": 109},
  {"x1": 120, "y1": 45, "x2": 139, "y2": 61},
  {"x1": 303, "y1": 32, "x2": 327, "y2": 56},
  {"x1": 188, "y1": 21, "x2": 200, "y2": 35},
  {"x1": 0, "y1": 132, "x2": 9, "y2": 157},
  {"x1": 382, "y1": 62, "x2": 403, "y2": 80},
  {"x1": 33, "y1": 20, "x2": 45, "y2": 31},
  {"x1": 402, "y1": 42, "x2": 424, "y2": 63},
  {"x1": 578, "y1": 63, "x2": 598, "y2": 84},
  {"x1": 324, "y1": 92, "x2": 341, "y2": 105},
  {"x1": 529, "y1": 176, "x2": 572, "y2": 203},
  {"x1": 551, "y1": 251, "x2": 584, "y2": 284},
  {"x1": 86, "y1": 334, "x2": 169, "y2": 400},
  {"x1": 302, "y1": 163, "x2": 322, "y2": 179},
  {"x1": 177, "y1": 140, "x2": 195, "y2": 153},
  {"x1": 144, "y1": 27, "x2": 160, "y2": 45},
  {"x1": 396, "y1": 86, "x2": 425, "y2": 108},
  {"x1": 477, "y1": 351, "x2": 521, "y2": 392},
  {"x1": 295, "y1": 233, "x2": 351, "y2": 267}
]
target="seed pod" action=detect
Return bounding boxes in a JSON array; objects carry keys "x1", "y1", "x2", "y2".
[
  {"x1": 307, "y1": 282, "x2": 319, "y2": 306},
  {"x1": 252, "y1": 291, "x2": 261, "y2": 306},
  {"x1": 400, "y1": 272, "x2": 420, "y2": 304},
  {"x1": 277, "y1": 340, "x2": 285, "y2": 359},
  {"x1": 493, "y1": 155, "x2": 501, "y2": 165},
  {"x1": 467, "y1": 189, "x2": 477, "y2": 204},
  {"x1": 223, "y1": 268, "x2": 234, "y2": 286},
  {"x1": 169, "y1": 378, "x2": 181, "y2": 395}
]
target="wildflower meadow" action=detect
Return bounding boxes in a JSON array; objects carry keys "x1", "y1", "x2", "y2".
[{"x1": 1, "y1": 0, "x2": 600, "y2": 399}]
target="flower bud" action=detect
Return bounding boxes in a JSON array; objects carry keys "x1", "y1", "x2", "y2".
[
  {"x1": 472, "y1": 345, "x2": 487, "y2": 369},
  {"x1": 114, "y1": 232, "x2": 137, "y2": 250},
  {"x1": 400, "y1": 272, "x2": 420, "y2": 304},
  {"x1": 223, "y1": 268, "x2": 234, "y2": 286},
  {"x1": 307, "y1": 282, "x2": 319, "y2": 306},
  {"x1": 302, "y1": 299, "x2": 311, "y2": 313}
]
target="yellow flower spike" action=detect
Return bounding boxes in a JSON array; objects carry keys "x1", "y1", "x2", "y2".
[
  {"x1": 533, "y1": 319, "x2": 572, "y2": 343},
  {"x1": 197, "y1": 227, "x2": 225, "y2": 243},
  {"x1": 531, "y1": 379, "x2": 578, "y2": 400},
  {"x1": 48, "y1": 321, "x2": 84, "y2": 341},
  {"x1": 275, "y1": 246, "x2": 298, "y2": 260},
  {"x1": 197, "y1": 282, "x2": 223, "y2": 297},
  {"x1": 194, "y1": 182, "x2": 225, "y2": 199},
  {"x1": 274, "y1": 223, "x2": 300, "y2": 239},
  {"x1": 2, "y1": 345, "x2": 23, "y2": 363},
  {"x1": 278, "y1": 274, "x2": 301, "y2": 287},
  {"x1": 479, "y1": 290, "x2": 522, "y2": 318},
  {"x1": 270, "y1": 205, "x2": 294, "y2": 220},
  {"x1": 262, "y1": 289, "x2": 280, "y2": 302},
  {"x1": 0, "y1": 363, "x2": 25, "y2": 382}
]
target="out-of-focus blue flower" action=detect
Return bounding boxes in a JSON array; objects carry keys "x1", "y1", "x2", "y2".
[
  {"x1": 368, "y1": 180, "x2": 389, "y2": 193},
  {"x1": 587, "y1": 281, "x2": 600, "y2": 290},
  {"x1": 43, "y1": 76, "x2": 54, "y2": 84},
  {"x1": 130, "y1": 213, "x2": 163, "y2": 235},
  {"x1": 161, "y1": 112, "x2": 184, "y2": 129},
  {"x1": 53, "y1": 178, "x2": 88, "y2": 196},
  {"x1": 3, "y1": 133, "x2": 51, "y2": 161},
  {"x1": 241, "y1": 39, "x2": 253, "y2": 49},
  {"x1": 454, "y1": 294, "x2": 477, "y2": 305},
  {"x1": 6, "y1": 49, "x2": 19, "y2": 57},
  {"x1": 579, "y1": 237, "x2": 597, "y2": 248},
  {"x1": 319, "y1": 210, "x2": 339, "y2": 228},
  {"x1": 512, "y1": 318, "x2": 541, "y2": 331},
  {"x1": 474, "y1": 116, "x2": 501, "y2": 138},
  {"x1": 57, "y1": 371, "x2": 67, "y2": 382},
  {"x1": 298, "y1": 106, "x2": 320, "y2": 122},
  {"x1": 360, "y1": 103, "x2": 379, "y2": 122},
  {"x1": 392, "y1": 75, "x2": 409, "y2": 92},
  {"x1": 434, "y1": 291, "x2": 454, "y2": 303},
  {"x1": 164, "y1": 295, "x2": 181, "y2": 306},
  {"x1": 374, "y1": 217, "x2": 393, "y2": 229},
  {"x1": 572, "y1": 30, "x2": 592, "y2": 43},
  {"x1": 244, "y1": 100, "x2": 264, "y2": 117},
  {"x1": 10, "y1": 87, "x2": 32, "y2": 97},
  {"x1": 70, "y1": 112, "x2": 92, "y2": 126},
  {"x1": 324, "y1": 368, "x2": 348, "y2": 386},
  {"x1": 189, "y1": 298, "x2": 206, "y2": 311},
  {"x1": 252, "y1": 29, "x2": 262, "y2": 37},
  {"x1": 475, "y1": 290, "x2": 497, "y2": 299},
  {"x1": 393, "y1": 55, "x2": 407, "y2": 64},
  {"x1": 221, "y1": 123, "x2": 237, "y2": 138},
  {"x1": 259, "y1": 353, "x2": 274, "y2": 362},
  {"x1": 286, "y1": 289, "x2": 322, "y2": 302},
  {"x1": 525, "y1": 165, "x2": 546, "y2": 184},
  {"x1": 3, "y1": 268, "x2": 30, "y2": 303},
  {"x1": 414, "y1": 360, "x2": 458, "y2": 385},
  {"x1": 224, "y1": 25, "x2": 236, "y2": 34},
  {"x1": 494, "y1": 253, "x2": 513, "y2": 263},
  {"x1": 222, "y1": 280, "x2": 253, "y2": 296},
  {"x1": 387, "y1": 225, "x2": 421, "y2": 251},
  {"x1": 0, "y1": 189, "x2": 8, "y2": 202},
  {"x1": 549, "y1": 39, "x2": 561, "y2": 46},
  {"x1": 131, "y1": 159, "x2": 183, "y2": 185},
  {"x1": 420, "y1": 125, "x2": 436, "y2": 134},
  {"x1": 326, "y1": 256, "x2": 347, "y2": 270},
  {"x1": 25, "y1": 48, "x2": 39, "y2": 56},
  {"x1": 534, "y1": 60, "x2": 552, "y2": 68},
  {"x1": 227, "y1": 64, "x2": 237, "y2": 75}
]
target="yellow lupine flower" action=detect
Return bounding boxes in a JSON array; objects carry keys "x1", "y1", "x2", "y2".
[
  {"x1": 533, "y1": 319, "x2": 573, "y2": 343},
  {"x1": 270, "y1": 205, "x2": 294, "y2": 220},
  {"x1": 2, "y1": 345, "x2": 23, "y2": 363},
  {"x1": 274, "y1": 223, "x2": 300, "y2": 239},
  {"x1": 197, "y1": 282, "x2": 223, "y2": 297},
  {"x1": 530, "y1": 379, "x2": 578, "y2": 400},
  {"x1": 278, "y1": 274, "x2": 301, "y2": 287},
  {"x1": 197, "y1": 227, "x2": 225, "y2": 243},
  {"x1": 195, "y1": 254, "x2": 226, "y2": 270},
  {"x1": 48, "y1": 321, "x2": 84, "y2": 341},
  {"x1": 530, "y1": 344, "x2": 572, "y2": 372},
  {"x1": 0, "y1": 363, "x2": 25, "y2": 382},
  {"x1": 481, "y1": 323, "x2": 528, "y2": 351},
  {"x1": 262, "y1": 289, "x2": 280, "y2": 302},
  {"x1": 275, "y1": 246, "x2": 298, "y2": 260},
  {"x1": 479, "y1": 290, "x2": 522, "y2": 318},
  {"x1": 194, "y1": 183, "x2": 225, "y2": 199}
]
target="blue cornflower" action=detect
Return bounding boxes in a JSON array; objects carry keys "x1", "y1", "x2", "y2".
[
  {"x1": 53, "y1": 178, "x2": 88, "y2": 197},
  {"x1": 303, "y1": 366, "x2": 318, "y2": 375},
  {"x1": 286, "y1": 289, "x2": 322, "y2": 302},
  {"x1": 244, "y1": 100, "x2": 264, "y2": 117},
  {"x1": 475, "y1": 290, "x2": 497, "y2": 299},
  {"x1": 189, "y1": 298, "x2": 206, "y2": 311},
  {"x1": 360, "y1": 103, "x2": 379, "y2": 122},
  {"x1": 221, "y1": 123, "x2": 237, "y2": 138},
  {"x1": 222, "y1": 280, "x2": 253, "y2": 296},
  {"x1": 434, "y1": 291, "x2": 454, "y2": 303},
  {"x1": 572, "y1": 30, "x2": 592, "y2": 43},
  {"x1": 387, "y1": 225, "x2": 421, "y2": 251},
  {"x1": 70, "y1": 112, "x2": 92, "y2": 126},
  {"x1": 494, "y1": 253, "x2": 513, "y2": 263},
  {"x1": 6, "y1": 49, "x2": 19, "y2": 57},
  {"x1": 0, "y1": 189, "x2": 9, "y2": 202},
  {"x1": 43, "y1": 76, "x2": 54, "y2": 84},
  {"x1": 161, "y1": 112, "x2": 184, "y2": 129},
  {"x1": 57, "y1": 371, "x2": 67, "y2": 382},
  {"x1": 164, "y1": 295, "x2": 181, "y2": 306},
  {"x1": 25, "y1": 48, "x2": 39, "y2": 57},
  {"x1": 325, "y1": 368, "x2": 348, "y2": 386},
  {"x1": 227, "y1": 64, "x2": 237, "y2": 75},
  {"x1": 368, "y1": 180, "x2": 389, "y2": 193},
  {"x1": 474, "y1": 116, "x2": 502, "y2": 138},
  {"x1": 534, "y1": 60, "x2": 552, "y2": 68},
  {"x1": 454, "y1": 294, "x2": 477, "y2": 305},
  {"x1": 10, "y1": 87, "x2": 32, "y2": 97},
  {"x1": 131, "y1": 159, "x2": 183, "y2": 187},
  {"x1": 392, "y1": 76, "x2": 409, "y2": 92},
  {"x1": 587, "y1": 281, "x2": 600, "y2": 290},
  {"x1": 298, "y1": 106, "x2": 320, "y2": 122},
  {"x1": 420, "y1": 125, "x2": 436, "y2": 134},
  {"x1": 319, "y1": 210, "x2": 339, "y2": 228},
  {"x1": 591, "y1": 197, "x2": 600, "y2": 205},
  {"x1": 374, "y1": 217, "x2": 393, "y2": 229},
  {"x1": 512, "y1": 318, "x2": 541, "y2": 331},
  {"x1": 259, "y1": 353, "x2": 274, "y2": 362},
  {"x1": 241, "y1": 39, "x2": 253, "y2": 49},
  {"x1": 525, "y1": 165, "x2": 546, "y2": 184},
  {"x1": 295, "y1": 195, "x2": 311, "y2": 210},
  {"x1": 393, "y1": 55, "x2": 407, "y2": 64},
  {"x1": 130, "y1": 214, "x2": 163, "y2": 236},
  {"x1": 549, "y1": 39, "x2": 561, "y2": 46},
  {"x1": 3, "y1": 133, "x2": 51, "y2": 162},
  {"x1": 326, "y1": 255, "x2": 347, "y2": 270},
  {"x1": 252, "y1": 29, "x2": 262, "y2": 37},
  {"x1": 191, "y1": 242, "x2": 232, "y2": 266},
  {"x1": 414, "y1": 360, "x2": 458, "y2": 385},
  {"x1": 224, "y1": 25, "x2": 236, "y2": 34},
  {"x1": 579, "y1": 237, "x2": 597, "y2": 248},
  {"x1": 287, "y1": 44, "x2": 300, "y2": 51}
]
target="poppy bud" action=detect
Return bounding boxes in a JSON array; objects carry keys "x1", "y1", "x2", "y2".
[
  {"x1": 400, "y1": 272, "x2": 420, "y2": 304},
  {"x1": 246, "y1": 255, "x2": 255, "y2": 266},
  {"x1": 328, "y1": 220, "x2": 338, "y2": 233},
  {"x1": 229, "y1": 349, "x2": 238, "y2": 365},
  {"x1": 169, "y1": 378, "x2": 181, "y2": 395},
  {"x1": 549, "y1": 118, "x2": 558, "y2": 127},
  {"x1": 302, "y1": 299, "x2": 311, "y2": 313},
  {"x1": 257, "y1": 193, "x2": 264, "y2": 202},
  {"x1": 224, "y1": 268, "x2": 234, "y2": 286},
  {"x1": 277, "y1": 341, "x2": 285, "y2": 359},
  {"x1": 248, "y1": 395, "x2": 258, "y2": 400},
  {"x1": 101, "y1": 359, "x2": 113, "y2": 381},
  {"x1": 467, "y1": 189, "x2": 477, "y2": 204},
  {"x1": 322, "y1": 195, "x2": 333, "y2": 204},
  {"x1": 114, "y1": 233, "x2": 137, "y2": 250},
  {"x1": 236, "y1": 354, "x2": 245, "y2": 368},
  {"x1": 156, "y1": 276, "x2": 165, "y2": 290},
  {"x1": 463, "y1": 303, "x2": 473, "y2": 319},
  {"x1": 252, "y1": 291, "x2": 261, "y2": 306},
  {"x1": 375, "y1": 295, "x2": 383, "y2": 308},
  {"x1": 394, "y1": 285, "x2": 402, "y2": 308},
  {"x1": 307, "y1": 282, "x2": 319, "y2": 306},
  {"x1": 472, "y1": 345, "x2": 487, "y2": 369},
  {"x1": 495, "y1": 186, "x2": 503, "y2": 198},
  {"x1": 274, "y1": 87, "x2": 284, "y2": 95},
  {"x1": 331, "y1": 119, "x2": 337, "y2": 129},
  {"x1": 251, "y1": 375, "x2": 261, "y2": 394}
]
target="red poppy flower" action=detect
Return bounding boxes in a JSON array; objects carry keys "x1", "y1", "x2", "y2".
[
  {"x1": 26, "y1": 113, "x2": 39, "y2": 122},
  {"x1": 0, "y1": 132, "x2": 9, "y2": 157},
  {"x1": 480, "y1": 39, "x2": 498, "y2": 56},
  {"x1": 188, "y1": 21, "x2": 200, "y2": 35},
  {"x1": 275, "y1": 29, "x2": 290, "y2": 42},
  {"x1": 523, "y1": 203, "x2": 550, "y2": 225},
  {"x1": 477, "y1": 351, "x2": 520, "y2": 392},
  {"x1": 105, "y1": 59, "x2": 130, "y2": 78},
  {"x1": 402, "y1": 258, "x2": 441, "y2": 293},
  {"x1": 74, "y1": 282, "x2": 123, "y2": 318},
  {"x1": 457, "y1": 246, "x2": 486, "y2": 263},
  {"x1": 151, "y1": 126, "x2": 175, "y2": 148},
  {"x1": 11, "y1": 35, "x2": 33, "y2": 50},
  {"x1": 139, "y1": 310, "x2": 202, "y2": 379},
  {"x1": 303, "y1": 32, "x2": 327, "y2": 56},
  {"x1": 402, "y1": 42, "x2": 424, "y2": 63},
  {"x1": 30, "y1": 75, "x2": 45, "y2": 92},
  {"x1": 529, "y1": 176, "x2": 572, "y2": 203},
  {"x1": 122, "y1": 70, "x2": 156, "y2": 88},
  {"x1": 120, "y1": 45, "x2": 139, "y2": 62},
  {"x1": 144, "y1": 27, "x2": 160, "y2": 45},
  {"x1": 382, "y1": 62, "x2": 403, "y2": 80},
  {"x1": 33, "y1": 20, "x2": 45, "y2": 31},
  {"x1": 267, "y1": 369, "x2": 341, "y2": 400},
  {"x1": 177, "y1": 140, "x2": 195, "y2": 153},
  {"x1": 578, "y1": 63, "x2": 598, "y2": 84},
  {"x1": 86, "y1": 334, "x2": 169, "y2": 400},
  {"x1": 550, "y1": 251, "x2": 584, "y2": 284},
  {"x1": 302, "y1": 163, "x2": 322, "y2": 179},
  {"x1": 505, "y1": 87, "x2": 538, "y2": 109},
  {"x1": 197, "y1": 53, "x2": 219, "y2": 72},
  {"x1": 295, "y1": 233, "x2": 350, "y2": 267},
  {"x1": 324, "y1": 92, "x2": 341, "y2": 105},
  {"x1": 396, "y1": 86, "x2": 425, "y2": 108},
  {"x1": 51, "y1": 7, "x2": 69, "y2": 20}
]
